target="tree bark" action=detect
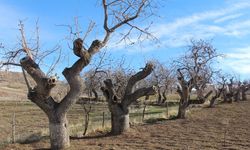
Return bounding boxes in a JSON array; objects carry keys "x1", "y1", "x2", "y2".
[
  {"x1": 157, "y1": 88, "x2": 162, "y2": 104},
  {"x1": 176, "y1": 69, "x2": 193, "y2": 119},
  {"x1": 234, "y1": 90, "x2": 240, "y2": 102},
  {"x1": 48, "y1": 114, "x2": 70, "y2": 150},
  {"x1": 209, "y1": 96, "x2": 217, "y2": 108},
  {"x1": 177, "y1": 87, "x2": 189, "y2": 119},
  {"x1": 101, "y1": 63, "x2": 156, "y2": 135},
  {"x1": 241, "y1": 84, "x2": 249, "y2": 101},
  {"x1": 177, "y1": 103, "x2": 187, "y2": 119},
  {"x1": 110, "y1": 104, "x2": 129, "y2": 135},
  {"x1": 162, "y1": 90, "x2": 167, "y2": 104},
  {"x1": 19, "y1": 38, "x2": 102, "y2": 149},
  {"x1": 242, "y1": 91, "x2": 247, "y2": 101},
  {"x1": 222, "y1": 91, "x2": 228, "y2": 103},
  {"x1": 196, "y1": 89, "x2": 204, "y2": 101},
  {"x1": 92, "y1": 89, "x2": 98, "y2": 101}
]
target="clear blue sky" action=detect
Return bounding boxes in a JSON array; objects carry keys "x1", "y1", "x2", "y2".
[{"x1": 0, "y1": 0, "x2": 250, "y2": 80}]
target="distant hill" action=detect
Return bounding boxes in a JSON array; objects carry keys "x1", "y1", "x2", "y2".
[
  {"x1": 0, "y1": 71, "x2": 68, "y2": 101},
  {"x1": 0, "y1": 71, "x2": 29, "y2": 100}
]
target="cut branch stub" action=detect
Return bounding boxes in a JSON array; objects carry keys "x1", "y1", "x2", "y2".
[
  {"x1": 124, "y1": 62, "x2": 154, "y2": 96},
  {"x1": 73, "y1": 38, "x2": 85, "y2": 57},
  {"x1": 20, "y1": 56, "x2": 55, "y2": 98},
  {"x1": 88, "y1": 40, "x2": 103, "y2": 55},
  {"x1": 124, "y1": 86, "x2": 156, "y2": 107},
  {"x1": 103, "y1": 79, "x2": 119, "y2": 103}
]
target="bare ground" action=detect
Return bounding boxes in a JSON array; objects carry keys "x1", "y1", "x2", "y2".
[{"x1": 3, "y1": 100, "x2": 250, "y2": 150}]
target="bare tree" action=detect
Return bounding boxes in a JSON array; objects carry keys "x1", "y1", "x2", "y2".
[
  {"x1": 148, "y1": 61, "x2": 175, "y2": 105},
  {"x1": 101, "y1": 63, "x2": 156, "y2": 134},
  {"x1": 233, "y1": 81, "x2": 241, "y2": 102},
  {"x1": 83, "y1": 51, "x2": 109, "y2": 101},
  {"x1": 222, "y1": 77, "x2": 238, "y2": 103},
  {"x1": 174, "y1": 40, "x2": 220, "y2": 118},
  {"x1": 209, "y1": 76, "x2": 226, "y2": 107},
  {"x1": 81, "y1": 103, "x2": 92, "y2": 135},
  {"x1": 176, "y1": 68, "x2": 194, "y2": 119},
  {"x1": 241, "y1": 81, "x2": 250, "y2": 101},
  {"x1": 174, "y1": 39, "x2": 220, "y2": 104},
  {"x1": 1, "y1": 0, "x2": 158, "y2": 149}
]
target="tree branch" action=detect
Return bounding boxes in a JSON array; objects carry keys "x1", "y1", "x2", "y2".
[
  {"x1": 124, "y1": 62, "x2": 154, "y2": 97},
  {"x1": 123, "y1": 86, "x2": 156, "y2": 107},
  {"x1": 58, "y1": 38, "x2": 103, "y2": 114},
  {"x1": 20, "y1": 56, "x2": 57, "y2": 113},
  {"x1": 2, "y1": 62, "x2": 21, "y2": 67}
]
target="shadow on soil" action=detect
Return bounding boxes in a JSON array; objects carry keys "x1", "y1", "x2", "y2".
[{"x1": 70, "y1": 132, "x2": 113, "y2": 140}]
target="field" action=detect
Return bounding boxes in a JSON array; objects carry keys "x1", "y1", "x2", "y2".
[
  {"x1": 1, "y1": 72, "x2": 250, "y2": 149},
  {"x1": 2, "y1": 99, "x2": 250, "y2": 150},
  {"x1": 0, "y1": 100, "x2": 178, "y2": 147}
]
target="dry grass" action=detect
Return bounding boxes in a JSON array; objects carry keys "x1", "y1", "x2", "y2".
[
  {"x1": 2, "y1": 100, "x2": 250, "y2": 150},
  {"x1": 1, "y1": 71, "x2": 250, "y2": 150}
]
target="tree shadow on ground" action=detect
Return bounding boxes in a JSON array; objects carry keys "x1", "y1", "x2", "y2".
[{"x1": 70, "y1": 132, "x2": 113, "y2": 140}]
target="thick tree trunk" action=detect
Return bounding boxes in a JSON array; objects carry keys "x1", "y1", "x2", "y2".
[
  {"x1": 48, "y1": 114, "x2": 70, "y2": 150},
  {"x1": 222, "y1": 91, "x2": 228, "y2": 103},
  {"x1": 234, "y1": 91, "x2": 240, "y2": 102},
  {"x1": 242, "y1": 91, "x2": 247, "y2": 101},
  {"x1": 195, "y1": 90, "x2": 212, "y2": 104},
  {"x1": 110, "y1": 105, "x2": 129, "y2": 135},
  {"x1": 196, "y1": 89, "x2": 204, "y2": 101},
  {"x1": 162, "y1": 90, "x2": 167, "y2": 104},
  {"x1": 241, "y1": 86, "x2": 248, "y2": 101},
  {"x1": 177, "y1": 103, "x2": 187, "y2": 119},
  {"x1": 92, "y1": 89, "x2": 98, "y2": 101},
  {"x1": 228, "y1": 95, "x2": 233, "y2": 103},
  {"x1": 101, "y1": 63, "x2": 156, "y2": 135},
  {"x1": 157, "y1": 89, "x2": 162, "y2": 104},
  {"x1": 209, "y1": 96, "x2": 217, "y2": 107}
]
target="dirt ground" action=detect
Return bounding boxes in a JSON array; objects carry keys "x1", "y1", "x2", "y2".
[{"x1": 3, "y1": 100, "x2": 250, "y2": 150}]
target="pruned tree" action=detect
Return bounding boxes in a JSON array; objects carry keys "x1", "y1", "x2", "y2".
[
  {"x1": 176, "y1": 68, "x2": 194, "y2": 119},
  {"x1": 222, "y1": 77, "x2": 239, "y2": 103},
  {"x1": 241, "y1": 81, "x2": 250, "y2": 101},
  {"x1": 233, "y1": 80, "x2": 241, "y2": 102},
  {"x1": 209, "y1": 76, "x2": 226, "y2": 107},
  {"x1": 101, "y1": 63, "x2": 156, "y2": 134},
  {"x1": 174, "y1": 39, "x2": 220, "y2": 104},
  {"x1": 148, "y1": 61, "x2": 175, "y2": 105},
  {"x1": 1, "y1": 0, "x2": 158, "y2": 149}
]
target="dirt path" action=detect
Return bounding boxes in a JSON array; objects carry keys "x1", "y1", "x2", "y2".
[{"x1": 3, "y1": 100, "x2": 250, "y2": 150}]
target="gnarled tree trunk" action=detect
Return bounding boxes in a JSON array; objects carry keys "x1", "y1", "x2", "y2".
[
  {"x1": 157, "y1": 88, "x2": 162, "y2": 104},
  {"x1": 196, "y1": 89, "x2": 204, "y2": 101},
  {"x1": 242, "y1": 90, "x2": 247, "y2": 101},
  {"x1": 241, "y1": 83, "x2": 249, "y2": 101},
  {"x1": 101, "y1": 63, "x2": 156, "y2": 135},
  {"x1": 48, "y1": 113, "x2": 69, "y2": 149},
  {"x1": 162, "y1": 90, "x2": 167, "y2": 104},
  {"x1": 209, "y1": 82, "x2": 225, "y2": 108},
  {"x1": 177, "y1": 100, "x2": 188, "y2": 119},
  {"x1": 176, "y1": 69, "x2": 193, "y2": 119},
  {"x1": 92, "y1": 89, "x2": 98, "y2": 101},
  {"x1": 110, "y1": 104, "x2": 129, "y2": 134},
  {"x1": 20, "y1": 38, "x2": 103, "y2": 149}
]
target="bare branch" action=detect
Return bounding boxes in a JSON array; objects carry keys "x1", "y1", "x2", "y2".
[
  {"x1": 2, "y1": 62, "x2": 21, "y2": 67},
  {"x1": 124, "y1": 62, "x2": 154, "y2": 96},
  {"x1": 82, "y1": 21, "x2": 95, "y2": 49},
  {"x1": 125, "y1": 86, "x2": 156, "y2": 106},
  {"x1": 18, "y1": 20, "x2": 33, "y2": 59}
]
